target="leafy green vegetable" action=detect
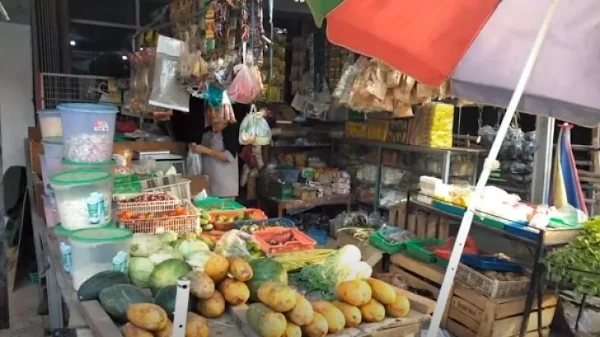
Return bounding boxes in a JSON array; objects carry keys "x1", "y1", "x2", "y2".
[{"x1": 545, "y1": 217, "x2": 600, "y2": 297}]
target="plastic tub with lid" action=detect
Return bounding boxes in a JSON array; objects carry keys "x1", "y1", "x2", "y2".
[
  {"x1": 50, "y1": 169, "x2": 113, "y2": 231},
  {"x1": 38, "y1": 109, "x2": 62, "y2": 137},
  {"x1": 57, "y1": 103, "x2": 118, "y2": 163},
  {"x1": 61, "y1": 159, "x2": 115, "y2": 176},
  {"x1": 40, "y1": 154, "x2": 63, "y2": 188},
  {"x1": 69, "y1": 227, "x2": 133, "y2": 290},
  {"x1": 42, "y1": 136, "x2": 63, "y2": 160},
  {"x1": 43, "y1": 194, "x2": 59, "y2": 228},
  {"x1": 38, "y1": 109, "x2": 62, "y2": 138},
  {"x1": 54, "y1": 224, "x2": 74, "y2": 274}
]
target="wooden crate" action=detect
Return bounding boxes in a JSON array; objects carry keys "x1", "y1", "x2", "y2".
[
  {"x1": 390, "y1": 254, "x2": 558, "y2": 337},
  {"x1": 392, "y1": 209, "x2": 451, "y2": 240}
]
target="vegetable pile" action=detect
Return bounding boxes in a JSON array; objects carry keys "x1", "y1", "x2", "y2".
[{"x1": 546, "y1": 217, "x2": 600, "y2": 296}]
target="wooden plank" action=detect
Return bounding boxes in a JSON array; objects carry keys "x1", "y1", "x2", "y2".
[
  {"x1": 476, "y1": 299, "x2": 497, "y2": 337},
  {"x1": 439, "y1": 218, "x2": 450, "y2": 240},
  {"x1": 407, "y1": 213, "x2": 417, "y2": 234},
  {"x1": 451, "y1": 296, "x2": 484, "y2": 323},
  {"x1": 79, "y1": 301, "x2": 122, "y2": 337},
  {"x1": 495, "y1": 294, "x2": 558, "y2": 320},
  {"x1": 398, "y1": 270, "x2": 441, "y2": 299},
  {"x1": 449, "y1": 306, "x2": 480, "y2": 333},
  {"x1": 452, "y1": 284, "x2": 490, "y2": 310},
  {"x1": 396, "y1": 288, "x2": 436, "y2": 315},
  {"x1": 447, "y1": 319, "x2": 477, "y2": 337},
  {"x1": 491, "y1": 307, "x2": 556, "y2": 337},
  {"x1": 426, "y1": 215, "x2": 438, "y2": 238},
  {"x1": 416, "y1": 213, "x2": 427, "y2": 238},
  {"x1": 390, "y1": 254, "x2": 445, "y2": 284}
]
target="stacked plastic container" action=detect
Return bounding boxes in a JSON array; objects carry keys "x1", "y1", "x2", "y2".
[{"x1": 38, "y1": 110, "x2": 64, "y2": 229}]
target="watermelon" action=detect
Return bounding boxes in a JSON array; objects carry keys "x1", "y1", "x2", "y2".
[
  {"x1": 77, "y1": 271, "x2": 131, "y2": 301},
  {"x1": 98, "y1": 284, "x2": 153, "y2": 323},
  {"x1": 154, "y1": 285, "x2": 197, "y2": 319},
  {"x1": 148, "y1": 259, "x2": 193, "y2": 294},
  {"x1": 247, "y1": 258, "x2": 288, "y2": 301}
]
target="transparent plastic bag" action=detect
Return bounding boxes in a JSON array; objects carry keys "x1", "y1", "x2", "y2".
[
  {"x1": 186, "y1": 149, "x2": 202, "y2": 175},
  {"x1": 239, "y1": 105, "x2": 272, "y2": 145},
  {"x1": 214, "y1": 230, "x2": 252, "y2": 257},
  {"x1": 149, "y1": 35, "x2": 190, "y2": 112},
  {"x1": 227, "y1": 63, "x2": 262, "y2": 104}
]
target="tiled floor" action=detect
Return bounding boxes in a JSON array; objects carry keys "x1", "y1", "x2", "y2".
[{"x1": 0, "y1": 283, "x2": 44, "y2": 337}]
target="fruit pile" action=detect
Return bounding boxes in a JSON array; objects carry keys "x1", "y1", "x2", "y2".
[{"x1": 118, "y1": 205, "x2": 188, "y2": 221}]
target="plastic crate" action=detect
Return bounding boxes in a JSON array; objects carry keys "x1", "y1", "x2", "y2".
[
  {"x1": 369, "y1": 232, "x2": 407, "y2": 254},
  {"x1": 474, "y1": 214, "x2": 506, "y2": 230},
  {"x1": 405, "y1": 238, "x2": 444, "y2": 263},
  {"x1": 454, "y1": 262, "x2": 530, "y2": 299},
  {"x1": 141, "y1": 175, "x2": 192, "y2": 201},
  {"x1": 253, "y1": 227, "x2": 316, "y2": 254},
  {"x1": 235, "y1": 218, "x2": 295, "y2": 233},
  {"x1": 113, "y1": 192, "x2": 182, "y2": 213},
  {"x1": 436, "y1": 257, "x2": 448, "y2": 269},
  {"x1": 117, "y1": 200, "x2": 200, "y2": 234},
  {"x1": 307, "y1": 228, "x2": 328, "y2": 246},
  {"x1": 504, "y1": 221, "x2": 539, "y2": 241},
  {"x1": 461, "y1": 254, "x2": 522, "y2": 273},
  {"x1": 208, "y1": 208, "x2": 267, "y2": 231},
  {"x1": 432, "y1": 200, "x2": 466, "y2": 217},
  {"x1": 113, "y1": 174, "x2": 143, "y2": 194},
  {"x1": 194, "y1": 197, "x2": 245, "y2": 211}
]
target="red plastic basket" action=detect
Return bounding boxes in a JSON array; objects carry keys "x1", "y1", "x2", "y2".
[
  {"x1": 253, "y1": 227, "x2": 316, "y2": 255},
  {"x1": 208, "y1": 208, "x2": 267, "y2": 231}
]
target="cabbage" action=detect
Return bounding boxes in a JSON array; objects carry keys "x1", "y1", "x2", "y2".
[
  {"x1": 355, "y1": 261, "x2": 373, "y2": 279},
  {"x1": 186, "y1": 251, "x2": 215, "y2": 271},
  {"x1": 160, "y1": 231, "x2": 179, "y2": 244},
  {"x1": 149, "y1": 247, "x2": 184, "y2": 265},
  {"x1": 174, "y1": 239, "x2": 210, "y2": 258},
  {"x1": 129, "y1": 257, "x2": 155, "y2": 288},
  {"x1": 338, "y1": 244, "x2": 362, "y2": 265},
  {"x1": 130, "y1": 234, "x2": 164, "y2": 257}
]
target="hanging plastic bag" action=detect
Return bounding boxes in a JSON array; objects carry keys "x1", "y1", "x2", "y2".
[
  {"x1": 239, "y1": 105, "x2": 272, "y2": 145},
  {"x1": 149, "y1": 35, "x2": 190, "y2": 112},
  {"x1": 186, "y1": 148, "x2": 202, "y2": 175},
  {"x1": 228, "y1": 64, "x2": 263, "y2": 104}
]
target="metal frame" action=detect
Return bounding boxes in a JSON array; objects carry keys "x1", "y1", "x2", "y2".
[{"x1": 38, "y1": 72, "x2": 119, "y2": 110}]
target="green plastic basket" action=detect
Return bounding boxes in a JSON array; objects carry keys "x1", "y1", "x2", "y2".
[
  {"x1": 113, "y1": 174, "x2": 143, "y2": 194},
  {"x1": 195, "y1": 197, "x2": 245, "y2": 211},
  {"x1": 436, "y1": 257, "x2": 449, "y2": 269},
  {"x1": 368, "y1": 232, "x2": 406, "y2": 254},
  {"x1": 474, "y1": 214, "x2": 506, "y2": 230},
  {"x1": 405, "y1": 238, "x2": 444, "y2": 264}
]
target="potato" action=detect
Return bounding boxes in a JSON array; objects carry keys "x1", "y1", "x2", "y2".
[
  {"x1": 188, "y1": 271, "x2": 215, "y2": 299},
  {"x1": 302, "y1": 312, "x2": 329, "y2": 337},
  {"x1": 311, "y1": 300, "x2": 346, "y2": 333},
  {"x1": 360, "y1": 299, "x2": 386, "y2": 322},
  {"x1": 196, "y1": 291, "x2": 225, "y2": 318},
  {"x1": 126, "y1": 303, "x2": 168, "y2": 332},
  {"x1": 155, "y1": 321, "x2": 173, "y2": 337},
  {"x1": 285, "y1": 293, "x2": 314, "y2": 326},
  {"x1": 122, "y1": 323, "x2": 153, "y2": 337},
  {"x1": 282, "y1": 321, "x2": 302, "y2": 337},
  {"x1": 186, "y1": 312, "x2": 210, "y2": 337},
  {"x1": 261, "y1": 284, "x2": 297, "y2": 312},
  {"x1": 336, "y1": 280, "x2": 372, "y2": 306},
  {"x1": 204, "y1": 255, "x2": 230, "y2": 283},
  {"x1": 385, "y1": 291, "x2": 411, "y2": 318},
  {"x1": 229, "y1": 256, "x2": 253, "y2": 281},
  {"x1": 332, "y1": 300, "x2": 362, "y2": 328},
  {"x1": 366, "y1": 278, "x2": 397, "y2": 305},
  {"x1": 220, "y1": 279, "x2": 250, "y2": 305},
  {"x1": 257, "y1": 281, "x2": 278, "y2": 303}
]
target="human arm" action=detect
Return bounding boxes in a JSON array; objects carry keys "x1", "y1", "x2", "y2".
[{"x1": 190, "y1": 143, "x2": 232, "y2": 163}]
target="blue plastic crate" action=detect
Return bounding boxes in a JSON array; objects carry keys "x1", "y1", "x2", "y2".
[
  {"x1": 461, "y1": 254, "x2": 522, "y2": 272},
  {"x1": 432, "y1": 200, "x2": 466, "y2": 217},
  {"x1": 307, "y1": 228, "x2": 328, "y2": 246},
  {"x1": 235, "y1": 217, "x2": 295, "y2": 230},
  {"x1": 278, "y1": 168, "x2": 300, "y2": 183},
  {"x1": 503, "y1": 221, "x2": 539, "y2": 241}
]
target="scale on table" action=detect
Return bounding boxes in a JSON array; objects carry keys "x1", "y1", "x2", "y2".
[{"x1": 134, "y1": 151, "x2": 186, "y2": 174}]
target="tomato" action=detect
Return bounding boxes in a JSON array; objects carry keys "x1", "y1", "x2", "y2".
[
  {"x1": 175, "y1": 206, "x2": 186, "y2": 216},
  {"x1": 134, "y1": 214, "x2": 146, "y2": 220},
  {"x1": 167, "y1": 211, "x2": 177, "y2": 217},
  {"x1": 120, "y1": 211, "x2": 133, "y2": 220}
]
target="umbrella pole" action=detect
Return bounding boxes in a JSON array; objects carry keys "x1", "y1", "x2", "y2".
[{"x1": 426, "y1": 0, "x2": 560, "y2": 336}]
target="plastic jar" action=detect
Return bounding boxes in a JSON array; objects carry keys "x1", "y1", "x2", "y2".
[
  {"x1": 43, "y1": 194, "x2": 59, "y2": 228},
  {"x1": 57, "y1": 103, "x2": 118, "y2": 163},
  {"x1": 40, "y1": 154, "x2": 63, "y2": 188},
  {"x1": 61, "y1": 159, "x2": 115, "y2": 176},
  {"x1": 69, "y1": 227, "x2": 132, "y2": 290},
  {"x1": 42, "y1": 136, "x2": 63, "y2": 161},
  {"x1": 38, "y1": 109, "x2": 62, "y2": 138},
  {"x1": 50, "y1": 169, "x2": 113, "y2": 231}
]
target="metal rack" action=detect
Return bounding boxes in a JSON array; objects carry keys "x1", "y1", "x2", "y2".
[{"x1": 340, "y1": 138, "x2": 487, "y2": 209}]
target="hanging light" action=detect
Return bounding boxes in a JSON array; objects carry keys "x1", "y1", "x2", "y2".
[
  {"x1": 70, "y1": 40, "x2": 76, "y2": 47},
  {"x1": 294, "y1": 0, "x2": 305, "y2": 3},
  {"x1": 122, "y1": 55, "x2": 128, "y2": 61}
]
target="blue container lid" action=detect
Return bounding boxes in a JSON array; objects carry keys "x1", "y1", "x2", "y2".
[
  {"x1": 57, "y1": 103, "x2": 118, "y2": 114},
  {"x1": 42, "y1": 136, "x2": 63, "y2": 145},
  {"x1": 38, "y1": 109, "x2": 60, "y2": 116}
]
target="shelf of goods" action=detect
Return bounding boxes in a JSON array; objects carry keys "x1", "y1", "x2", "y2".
[
  {"x1": 390, "y1": 254, "x2": 558, "y2": 337},
  {"x1": 339, "y1": 138, "x2": 486, "y2": 210}
]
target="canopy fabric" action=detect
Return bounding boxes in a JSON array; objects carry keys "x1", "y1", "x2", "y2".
[
  {"x1": 325, "y1": 0, "x2": 500, "y2": 87},
  {"x1": 551, "y1": 124, "x2": 588, "y2": 214},
  {"x1": 452, "y1": 0, "x2": 600, "y2": 127},
  {"x1": 306, "y1": 0, "x2": 343, "y2": 28}
]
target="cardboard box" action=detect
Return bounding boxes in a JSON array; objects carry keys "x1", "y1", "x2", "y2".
[{"x1": 182, "y1": 175, "x2": 210, "y2": 196}]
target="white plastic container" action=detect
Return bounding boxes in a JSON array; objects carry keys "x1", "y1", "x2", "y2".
[
  {"x1": 42, "y1": 194, "x2": 59, "y2": 228},
  {"x1": 54, "y1": 225, "x2": 74, "y2": 273},
  {"x1": 69, "y1": 227, "x2": 132, "y2": 290},
  {"x1": 40, "y1": 154, "x2": 63, "y2": 188},
  {"x1": 57, "y1": 103, "x2": 118, "y2": 163},
  {"x1": 38, "y1": 109, "x2": 62, "y2": 138},
  {"x1": 50, "y1": 169, "x2": 113, "y2": 231}
]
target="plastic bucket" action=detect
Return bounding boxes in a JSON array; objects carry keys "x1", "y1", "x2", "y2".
[
  {"x1": 57, "y1": 103, "x2": 118, "y2": 163},
  {"x1": 38, "y1": 109, "x2": 62, "y2": 138},
  {"x1": 42, "y1": 137, "x2": 63, "y2": 160},
  {"x1": 61, "y1": 159, "x2": 115, "y2": 176},
  {"x1": 43, "y1": 194, "x2": 59, "y2": 228},
  {"x1": 69, "y1": 227, "x2": 132, "y2": 290},
  {"x1": 50, "y1": 169, "x2": 113, "y2": 231},
  {"x1": 40, "y1": 154, "x2": 63, "y2": 189}
]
